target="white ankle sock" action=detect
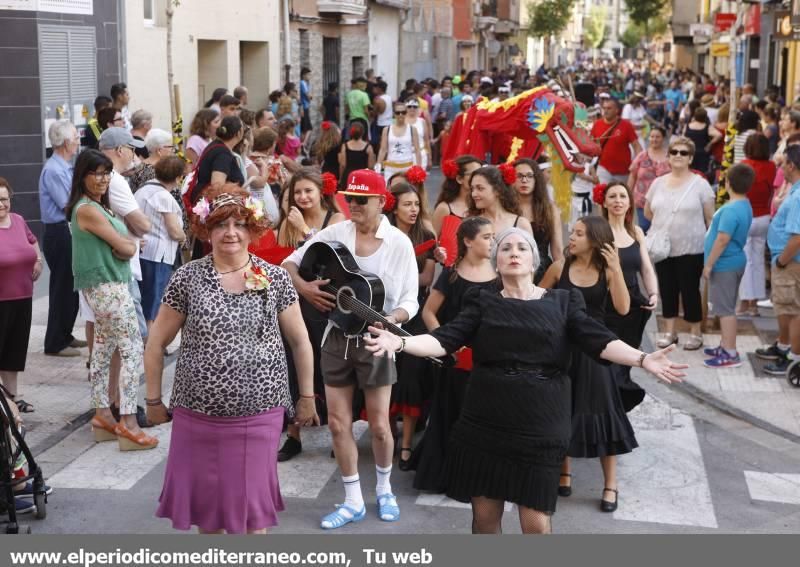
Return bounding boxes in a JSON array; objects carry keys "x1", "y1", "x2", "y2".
[
  {"x1": 342, "y1": 474, "x2": 363, "y2": 510},
  {"x1": 778, "y1": 343, "x2": 791, "y2": 352},
  {"x1": 724, "y1": 348, "x2": 738, "y2": 357},
  {"x1": 376, "y1": 464, "x2": 392, "y2": 496},
  {"x1": 788, "y1": 351, "x2": 800, "y2": 361}
]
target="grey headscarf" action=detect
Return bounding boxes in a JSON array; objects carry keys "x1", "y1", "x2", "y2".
[{"x1": 491, "y1": 227, "x2": 540, "y2": 274}]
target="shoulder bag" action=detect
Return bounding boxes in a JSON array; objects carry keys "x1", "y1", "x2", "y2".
[{"x1": 645, "y1": 177, "x2": 697, "y2": 263}]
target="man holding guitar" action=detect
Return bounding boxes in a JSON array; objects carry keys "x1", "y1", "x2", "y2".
[{"x1": 283, "y1": 169, "x2": 419, "y2": 529}]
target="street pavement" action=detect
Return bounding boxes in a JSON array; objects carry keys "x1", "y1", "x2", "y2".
[{"x1": 6, "y1": 166, "x2": 800, "y2": 533}]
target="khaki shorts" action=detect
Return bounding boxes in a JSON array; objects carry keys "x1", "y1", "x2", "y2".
[
  {"x1": 771, "y1": 262, "x2": 800, "y2": 317},
  {"x1": 321, "y1": 329, "x2": 397, "y2": 389}
]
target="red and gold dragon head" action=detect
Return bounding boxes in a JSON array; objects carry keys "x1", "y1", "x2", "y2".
[{"x1": 446, "y1": 85, "x2": 600, "y2": 172}]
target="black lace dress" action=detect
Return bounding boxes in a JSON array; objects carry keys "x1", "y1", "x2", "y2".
[
  {"x1": 556, "y1": 265, "x2": 638, "y2": 459},
  {"x1": 429, "y1": 287, "x2": 617, "y2": 513}
]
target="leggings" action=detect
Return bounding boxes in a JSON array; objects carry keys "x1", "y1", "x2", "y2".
[
  {"x1": 83, "y1": 282, "x2": 143, "y2": 415},
  {"x1": 655, "y1": 254, "x2": 704, "y2": 323}
]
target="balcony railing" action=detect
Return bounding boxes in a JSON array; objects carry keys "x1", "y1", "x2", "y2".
[{"x1": 317, "y1": 0, "x2": 367, "y2": 16}]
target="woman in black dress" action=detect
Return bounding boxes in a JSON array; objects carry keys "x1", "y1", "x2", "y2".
[
  {"x1": 365, "y1": 228, "x2": 686, "y2": 534},
  {"x1": 513, "y1": 158, "x2": 563, "y2": 283},
  {"x1": 539, "y1": 216, "x2": 635, "y2": 513},
  {"x1": 338, "y1": 121, "x2": 375, "y2": 187},
  {"x1": 597, "y1": 182, "x2": 659, "y2": 411},
  {"x1": 385, "y1": 182, "x2": 437, "y2": 469},
  {"x1": 410, "y1": 217, "x2": 496, "y2": 490},
  {"x1": 314, "y1": 121, "x2": 342, "y2": 177}
]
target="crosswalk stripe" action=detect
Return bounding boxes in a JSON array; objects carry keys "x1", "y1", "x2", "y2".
[
  {"x1": 279, "y1": 422, "x2": 368, "y2": 498},
  {"x1": 47, "y1": 424, "x2": 173, "y2": 490},
  {"x1": 744, "y1": 471, "x2": 800, "y2": 505},
  {"x1": 614, "y1": 397, "x2": 718, "y2": 528}
]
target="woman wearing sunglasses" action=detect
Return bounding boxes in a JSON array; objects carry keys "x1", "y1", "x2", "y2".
[
  {"x1": 404, "y1": 100, "x2": 432, "y2": 171},
  {"x1": 644, "y1": 137, "x2": 716, "y2": 351},
  {"x1": 375, "y1": 102, "x2": 422, "y2": 182}
]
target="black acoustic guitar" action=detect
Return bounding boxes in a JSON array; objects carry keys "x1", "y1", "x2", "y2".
[{"x1": 299, "y1": 241, "x2": 441, "y2": 365}]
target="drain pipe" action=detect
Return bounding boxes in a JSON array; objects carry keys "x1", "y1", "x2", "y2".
[
  {"x1": 398, "y1": 1, "x2": 411, "y2": 98},
  {"x1": 283, "y1": 0, "x2": 292, "y2": 84}
]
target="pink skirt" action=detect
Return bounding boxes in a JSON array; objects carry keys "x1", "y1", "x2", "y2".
[{"x1": 156, "y1": 406, "x2": 285, "y2": 533}]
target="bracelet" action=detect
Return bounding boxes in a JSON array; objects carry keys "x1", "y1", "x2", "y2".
[
  {"x1": 299, "y1": 394, "x2": 315, "y2": 399},
  {"x1": 637, "y1": 352, "x2": 648, "y2": 368},
  {"x1": 35, "y1": 257, "x2": 43, "y2": 263},
  {"x1": 397, "y1": 337, "x2": 406, "y2": 353},
  {"x1": 145, "y1": 398, "x2": 163, "y2": 406}
]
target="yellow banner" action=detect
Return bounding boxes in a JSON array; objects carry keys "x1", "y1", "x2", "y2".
[{"x1": 711, "y1": 43, "x2": 731, "y2": 57}]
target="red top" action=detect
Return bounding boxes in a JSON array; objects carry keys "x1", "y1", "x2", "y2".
[
  {"x1": 742, "y1": 158, "x2": 777, "y2": 217},
  {"x1": 591, "y1": 118, "x2": 638, "y2": 174},
  {"x1": 0, "y1": 213, "x2": 38, "y2": 301}
]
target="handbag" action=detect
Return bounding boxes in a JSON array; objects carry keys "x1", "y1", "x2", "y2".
[{"x1": 645, "y1": 177, "x2": 697, "y2": 263}]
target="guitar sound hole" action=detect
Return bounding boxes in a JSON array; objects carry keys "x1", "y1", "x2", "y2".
[{"x1": 337, "y1": 286, "x2": 355, "y2": 314}]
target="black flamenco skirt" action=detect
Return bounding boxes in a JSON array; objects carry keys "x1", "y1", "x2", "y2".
[
  {"x1": 391, "y1": 314, "x2": 434, "y2": 418},
  {"x1": 444, "y1": 367, "x2": 571, "y2": 513},
  {"x1": 567, "y1": 351, "x2": 638, "y2": 459},
  {"x1": 285, "y1": 299, "x2": 329, "y2": 425},
  {"x1": 410, "y1": 365, "x2": 470, "y2": 493},
  {"x1": 605, "y1": 289, "x2": 651, "y2": 413}
]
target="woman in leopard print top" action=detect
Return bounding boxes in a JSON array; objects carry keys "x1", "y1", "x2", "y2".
[{"x1": 144, "y1": 183, "x2": 318, "y2": 534}]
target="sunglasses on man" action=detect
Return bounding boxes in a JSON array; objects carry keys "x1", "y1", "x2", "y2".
[{"x1": 344, "y1": 195, "x2": 371, "y2": 205}]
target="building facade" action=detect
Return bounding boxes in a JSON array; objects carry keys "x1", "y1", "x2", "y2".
[
  {"x1": 125, "y1": 0, "x2": 281, "y2": 131},
  {"x1": 0, "y1": 0, "x2": 122, "y2": 232}
]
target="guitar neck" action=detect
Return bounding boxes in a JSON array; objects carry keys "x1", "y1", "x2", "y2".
[{"x1": 321, "y1": 284, "x2": 410, "y2": 337}]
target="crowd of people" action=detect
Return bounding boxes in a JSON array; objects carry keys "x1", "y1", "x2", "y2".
[{"x1": 1, "y1": 59, "x2": 799, "y2": 531}]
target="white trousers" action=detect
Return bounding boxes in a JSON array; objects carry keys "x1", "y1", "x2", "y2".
[{"x1": 739, "y1": 214, "x2": 770, "y2": 301}]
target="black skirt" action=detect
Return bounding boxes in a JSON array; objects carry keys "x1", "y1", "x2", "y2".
[
  {"x1": 410, "y1": 365, "x2": 470, "y2": 493},
  {"x1": 391, "y1": 314, "x2": 434, "y2": 417},
  {"x1": 567, "y1": 351, "x2": 638, "y2": 458},
  {"x1": 444, "y1": 366, "x2": 571, "y2": 513}
]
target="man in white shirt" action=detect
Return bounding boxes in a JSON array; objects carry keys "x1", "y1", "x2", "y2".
[
  {"x1": 96, "y1": 127, "x2": 152, "y2": 423},
  {"x1": 284, "y1": 169, "x2": 418, "y2": 530}
]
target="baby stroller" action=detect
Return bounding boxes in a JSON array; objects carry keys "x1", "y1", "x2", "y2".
[{"x1": 0, "y1": 386, "x2": 47, "y2": 533}]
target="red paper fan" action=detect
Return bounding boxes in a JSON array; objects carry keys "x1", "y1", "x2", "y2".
[{"x1": 414, "y1": 239, "x2": 437, "y2": 256}]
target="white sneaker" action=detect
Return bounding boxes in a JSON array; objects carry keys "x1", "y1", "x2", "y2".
[{"x1": 757, "y1": 299, "x2": 773, "y2": 309}]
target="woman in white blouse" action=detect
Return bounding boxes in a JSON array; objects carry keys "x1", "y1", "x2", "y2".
[
  {"x1": 134, "y1": 156, "x2": 186, "y2": 329},
  {"x1": 644, "y1": 137, "x2": 715, "y2": 350}
]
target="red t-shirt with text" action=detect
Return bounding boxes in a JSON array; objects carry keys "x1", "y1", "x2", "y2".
[{"x1": 591, "y1": 119, "x2": 638, "y2": 174}]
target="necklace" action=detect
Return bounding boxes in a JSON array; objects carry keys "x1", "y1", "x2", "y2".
[
  {"x1": 213, "y1": 255, "x2": 251, "y2": 275},
  {"x1": 501, "y1": 286, "x2": 541, "y2": 301}
]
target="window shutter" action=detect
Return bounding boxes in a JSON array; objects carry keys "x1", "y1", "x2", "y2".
[{"x1": 39, "y1": 25, "x2": 96, "y2": 110}]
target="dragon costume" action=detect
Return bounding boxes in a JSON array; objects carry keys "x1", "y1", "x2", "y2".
[{"x1": 444, "y1": 85, "x2": 600, "y2": 221}]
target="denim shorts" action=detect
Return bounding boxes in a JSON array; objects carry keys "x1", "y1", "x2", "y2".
[{"x1": 138, "y1": 259, "x2": 174, "y2": 322}]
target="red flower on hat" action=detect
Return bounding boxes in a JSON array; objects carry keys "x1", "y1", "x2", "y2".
[
  {"x1": 405, "y1": 165, "x2": 427, "y2": 185},
  {"x1": 321, "y1": 172, "x2": 338, "y2": 196},
  {"x1": 442, "y1": 159, "x2": 459, "y2": 180},
  {"x1": 592, "y1": 183, "x2": 608, "y2": 206},
  {"x1": 321, "y1": 121, "x2": 332, "y2": 131},
  {"x1": 498, "y1": 162, "x2": 517, "y2": 185},
  {"x1": 383, "y1": 191, "x2": 396, "y2": 213}
]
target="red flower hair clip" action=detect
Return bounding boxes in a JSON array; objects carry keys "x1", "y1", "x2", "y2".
[
  {"x1": 405, "y1": 165, "x2": 427, "y2": 185},
  {"x1": 498, "y1": 162, "x2": 517, "y2": 185},
  {"x1": 592, "y1": 183, "x2": 608, "y2": 205},
  {"x1": 442, "y1": 159, "x2": 459, "y2": 180},
  {"x1": 349, "y1": 126, "x2": 358, "y2": 138},
  {"x1": 321, "y1": 172, "x2": 338, "y2": 196},
  {"x1": 321, "y1": 121, "x2": 332, "y2": 131},
  {"x1": 383, "y1": 190, "x2": 396, "y2": 213}
]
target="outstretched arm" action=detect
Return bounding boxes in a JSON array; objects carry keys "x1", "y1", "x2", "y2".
[{"x1": 363, "y1": 328, "x2": 447, "y2": 359}]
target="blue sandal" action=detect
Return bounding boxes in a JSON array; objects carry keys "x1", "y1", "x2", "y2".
[
  {"x1": 377, "y1": 493, "x2": 400, "y2": 522},
  {"x1": 320, "y1": 503, "x2": 366, "y2": 529}
]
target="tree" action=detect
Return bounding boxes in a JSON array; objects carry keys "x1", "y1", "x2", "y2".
[
  {"x1": 526, "y1": 0, "x2": 576, "y2": 40},
  {"x1": 526, "y1": 0, "x2": 576, "y2": 65},
  {"x1": 583, "y1": 6, "x2": 606, "y2": 50},
  {"x1": 620, "y1": 24, "x2": 643, "y2": 49},
  {"x1": 624, "y1": 0, "x2": 668, "y2": 37}
]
